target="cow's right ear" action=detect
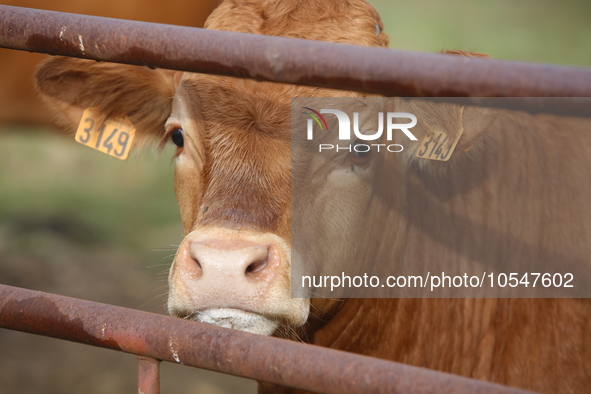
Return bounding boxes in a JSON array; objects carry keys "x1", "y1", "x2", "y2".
[{"x1": 35, "y1": 57, "x2": 178, "y2": 142}]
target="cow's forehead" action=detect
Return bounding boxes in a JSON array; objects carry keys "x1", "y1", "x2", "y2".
[
  {"x1": 176, "y1": 73, "x2": 364, "y2": 121},
  {"x1": 176, "y1": 74, "x2": 298, "y2": 134}
]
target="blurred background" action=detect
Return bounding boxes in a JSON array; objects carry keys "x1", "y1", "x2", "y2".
[{"x1": 0, "y1": 0, "x2": 589, "y2": 393}]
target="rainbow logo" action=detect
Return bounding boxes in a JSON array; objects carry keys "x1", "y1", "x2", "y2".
[{"x1": 302, "y1": 107, "x2": 328, "y2": 131}]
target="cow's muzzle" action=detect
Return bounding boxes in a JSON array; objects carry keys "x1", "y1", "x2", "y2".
[{"x1": 167, "y1": 227, "x2": 309, "y2": 335}]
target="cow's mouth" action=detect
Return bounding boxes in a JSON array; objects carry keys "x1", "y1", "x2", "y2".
[{"x1": 186, "y1": 308, "x2": 279, "y2": 336}]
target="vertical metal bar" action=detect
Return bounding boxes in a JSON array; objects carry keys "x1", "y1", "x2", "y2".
[{"x1": 137, "y1": 356, "x2": 161, "y2": 394}]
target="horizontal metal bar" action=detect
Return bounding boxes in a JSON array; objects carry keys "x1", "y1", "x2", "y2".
[
  {"x1": 0, "y1": 5, "x2": 590, "y2": 100},
  {"x1": 0, "y1": 284, "x2": 531, "y2": 394}
]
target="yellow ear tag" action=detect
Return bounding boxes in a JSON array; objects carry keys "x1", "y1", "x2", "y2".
[
  {"x1": 75, "y1": 107, "x2": 136, "y2": 160},
  {"x1": 415, "y1": 128, "x2": 464, "y2": 161},
  {"x1": 415, "y1": 106, "x2": 464, "y2": 162}
]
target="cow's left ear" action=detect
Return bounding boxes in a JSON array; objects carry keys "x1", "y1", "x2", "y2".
[
  {"x1": 439, "y1": 49, "x2": 496, "y2": 153},
  {"x1": 391, "y1": 96, "x2": 499, "y2": 168},
  {"x1": 35, "y1": 57, "x2": 179, "y2": 143},
  {"x1": 391, "y1": 50, "x2": 498, "y2": 168}
]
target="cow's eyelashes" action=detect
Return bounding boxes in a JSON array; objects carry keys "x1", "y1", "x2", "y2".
[{"x1": 171, "y1": 128, "x2": 184, "y2": 147}]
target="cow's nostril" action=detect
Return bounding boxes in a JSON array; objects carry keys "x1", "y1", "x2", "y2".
[
  {"x1": 188, "y1": 242, "x2": 271, "y2": 278},
  {"x1": 193, "y1": 256, "x2": 202, "y2": 270},
  {"x1": 246, "y1": 258, "x2": 268, "y2": 275}
]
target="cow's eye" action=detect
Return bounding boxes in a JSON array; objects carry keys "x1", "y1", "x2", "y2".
[
  {"x1": 348, "y1": 139, "x2": 372, "y2": 168},
  {"x1": 171, "y1": 128, "x2": 184, "y2": 147}
]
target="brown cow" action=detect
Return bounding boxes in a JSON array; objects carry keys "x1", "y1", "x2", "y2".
[
  {"x1": 34, "y1": 0, "x2": 591, "y2": 393},
  {"x1": 0, "y1": 0, "x2": 219, "y2": 126}
]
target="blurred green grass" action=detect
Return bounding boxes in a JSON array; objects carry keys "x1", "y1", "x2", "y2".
[
  {"x1": 372, "y1": 0, "x2": 591, "y2": 66},
  {"x1": 0, "y1": 129, "x2": 181, "y2": 251}
]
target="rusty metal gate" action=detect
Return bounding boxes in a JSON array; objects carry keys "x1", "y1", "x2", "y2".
[
  {"x1": 0, "y1": 284, "x2": 531, "y2": 394},
  {"x1": 1, "y1": 5, "x2": 590, "y2": 394}
]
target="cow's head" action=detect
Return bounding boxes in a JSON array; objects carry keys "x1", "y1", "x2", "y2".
[
  {"x1": 35, "y1": 0, "x2": 388, "y2": 336},
  {"x1": 35, "y1": 0, "x2": 494, "y2": 336}
]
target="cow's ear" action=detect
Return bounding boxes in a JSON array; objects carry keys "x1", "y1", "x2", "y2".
[
  {"x1": 439, "y1": 49, "x2": 495, "y2": 153},
  {"x1": 455, "y1": 104, "x2": 499, "y2": 153},
  {"x1": 393, "y1": 50, "x2": 497, "y2": 169},
  {"x1": 390, "y1": 97, "x2": 499, "y2": 171},
  {"x1": 35, "y1": 57, "x2": 178, "y2": 143}
]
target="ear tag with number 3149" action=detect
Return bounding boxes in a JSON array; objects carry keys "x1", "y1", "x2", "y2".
[{"x1": 75, "y1": 107, "x2": 136, "y2": 160}]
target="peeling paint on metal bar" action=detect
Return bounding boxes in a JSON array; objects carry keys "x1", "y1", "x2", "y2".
[{"x1": 0, "y1": 284, "x2": 534, "y2": 394}]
